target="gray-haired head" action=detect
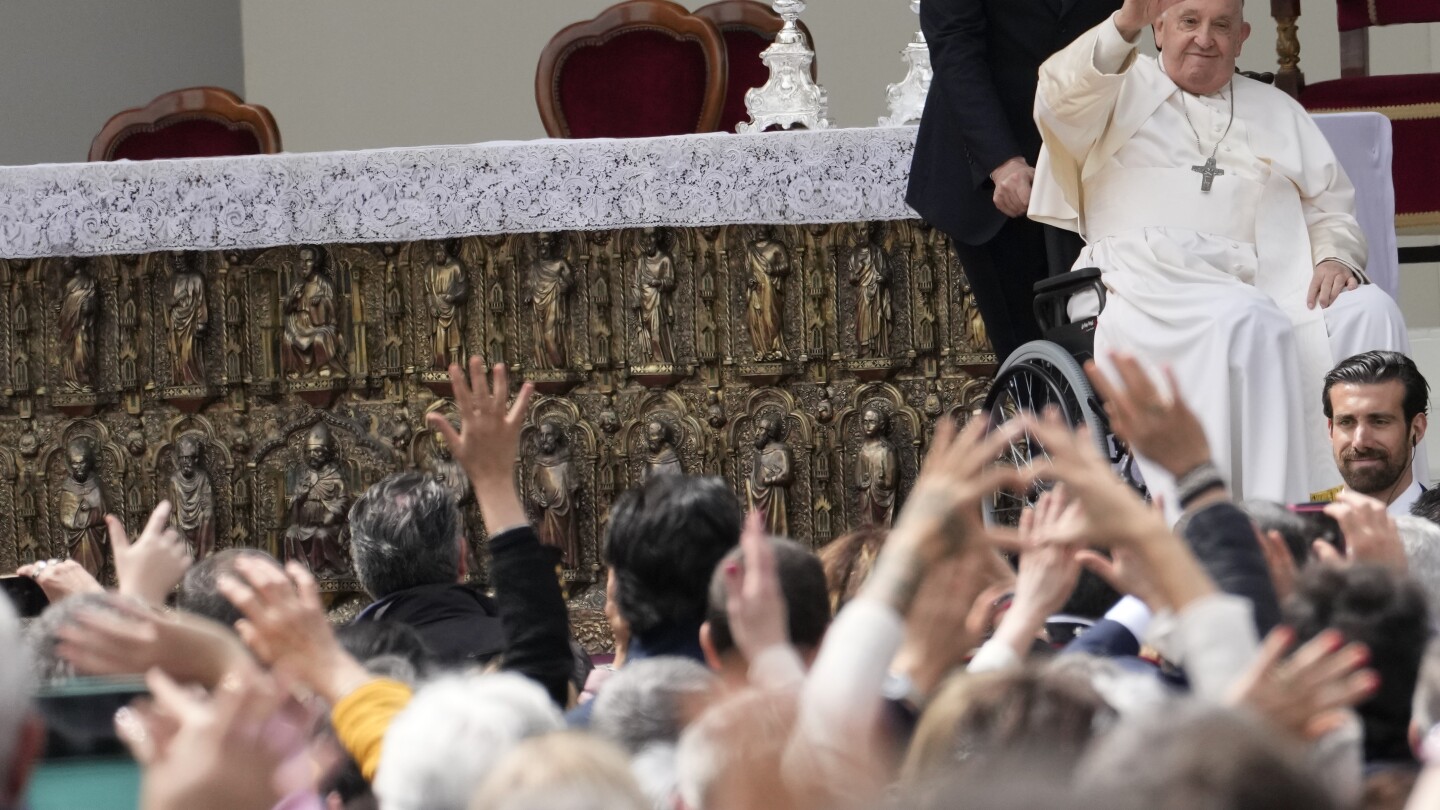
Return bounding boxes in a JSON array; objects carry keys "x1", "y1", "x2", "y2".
[
  {"x1": 348, "y1": 470, "x2": 462, "y2": 599},
  {"x1": 591, "y1": 656, "x2": 719, "y2": 755},
  {"x1": 26, "y1": 591, "x2": 133, "y2": 685},
  {"x1": 1397, "y1": 514, "x2": 1440, "y2": 628},
  {"x1": 373, "y1": 672, "x2": 563, "y2": 810}
]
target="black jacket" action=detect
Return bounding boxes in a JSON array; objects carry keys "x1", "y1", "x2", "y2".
[
  {"x1": 1180, "y1": 502, "x2": 1283, "y2": 637},
  {"x1": 352, "y1": 525, "x2": 573, "y2": 707},
  {"x1": 907, "y1": 0, "x2": 1121, "y2": 243}
]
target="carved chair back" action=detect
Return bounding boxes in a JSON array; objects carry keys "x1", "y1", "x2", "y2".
[
  {"x1": 1271, "y1": 0, "x2": 1440, "y2": 230},
  {"x1": 89, "y1": 86, "x2": 281, "y2": 162},
  {"x1": 536, "y1": 0, "x2": 729, "y2": 139},
  {"x1": 693, "y1": 0, "x2": 819, "y2": 133}
]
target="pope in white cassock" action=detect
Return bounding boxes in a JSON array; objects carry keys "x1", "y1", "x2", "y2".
[{"x1": 1029, "y1": 0, "x2": 1410, "y2": 504}]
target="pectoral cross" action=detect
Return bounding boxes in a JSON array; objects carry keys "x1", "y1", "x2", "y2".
[{"x1": 1192, "y1": 157, "x2": 1225, "y2": 192}]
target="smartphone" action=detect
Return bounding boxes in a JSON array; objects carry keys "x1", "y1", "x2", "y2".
[
  {"x1": 1287, "y1": 502, "x2": 1346, "y2": 555},
  {"x1": 0, "y1": 575, "x2": 49, "y2": 618}
]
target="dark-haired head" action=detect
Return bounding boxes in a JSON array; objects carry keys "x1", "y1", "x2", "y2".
[
  {"x1": 604, "y1": 475, "x2": 741, "y2": 637},
  {"x1": 1322, "y1": 351, "x2": 1429, "y2": 423}
]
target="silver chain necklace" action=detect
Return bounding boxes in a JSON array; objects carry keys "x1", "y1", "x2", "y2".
[{"x1": 1179, "y1": 79, "x2": 1235, "y2": 192}]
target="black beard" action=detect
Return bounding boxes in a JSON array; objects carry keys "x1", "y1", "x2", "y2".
[{"x1": 1339, "y1": 451, "x2": 1408, "y2": 496}]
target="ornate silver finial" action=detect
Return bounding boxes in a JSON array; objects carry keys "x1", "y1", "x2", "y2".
[
  {"x1": 737, "y1": 0, "x2": 831, "y2": 133},
  {"x1": 879, "y1": 0, "x2": 932, "y2": 126}
]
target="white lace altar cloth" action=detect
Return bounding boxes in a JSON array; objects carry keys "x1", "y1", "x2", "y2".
[{"x1": 0, "y1": 127, "x2": 921, "y2": 259}]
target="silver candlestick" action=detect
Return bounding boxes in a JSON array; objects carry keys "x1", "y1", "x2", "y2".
[
  {"x1": 738, "y1": 0, "x2": 831, "y2": 133},
  {"x1": 879, "y1": 0, "x2": 931, "y2": 126}
]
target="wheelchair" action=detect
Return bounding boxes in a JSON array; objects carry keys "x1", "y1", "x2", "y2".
[{"x1": 979, "y1": 268, "x2": 1145, "y2": 525}]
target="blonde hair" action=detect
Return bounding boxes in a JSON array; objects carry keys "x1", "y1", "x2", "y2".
[{"x1": 470, "y1": 732, "x2": 648, "y2": 810}]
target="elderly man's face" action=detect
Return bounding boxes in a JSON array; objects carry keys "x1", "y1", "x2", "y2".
[{"x1": 1156, "y1": 0, "x2": 1250, "y2": 96}]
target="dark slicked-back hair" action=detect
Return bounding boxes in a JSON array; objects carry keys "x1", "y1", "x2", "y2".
[
  {"x1": 349, "y1": 471, "x2": 462, "y2": 599},
  {"x1": 604, "y1": 475, "x2": 741, "y2": 636},
  {"x1": 1285, "y1": 564, "x2": 1431, "y2": 762},
  {"x1": 706, "y1": 535, "x2": 831, "y2": 655},
  {"x1": 1322, "y1": 351, "x2": 1430, "y2": 422},
  {"x1": 177, "y1": 547, "x2": 280, "y2": 627}
]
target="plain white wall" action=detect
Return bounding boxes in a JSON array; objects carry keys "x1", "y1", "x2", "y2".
[
  {"x1": 238, "y1": 1, "x2": 1436, "y2": 154},
  {"x1": 239, "y1": 0, "x2": 920, "y2": 152},
  {"x1": 0, "y1": 0, "x2": 245, "y2": 166}
]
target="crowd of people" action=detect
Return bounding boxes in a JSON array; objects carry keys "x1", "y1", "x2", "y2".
[
  {"x1": 2, "y1": 0, "x2": 1436, "y2": 807},
  {"x1": 0, "y1": 343, "x2": 1435, "y2": 810}
]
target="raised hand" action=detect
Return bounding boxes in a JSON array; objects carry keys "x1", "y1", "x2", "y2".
[
  {"x1": 108, "y1": 501, "x2": 193, "y2": 606},
  {"x1": 1115, "y1": 0, "x2": 1173, "y2": 39},
  {"x1": 861, "y1": 415, "x2": 1028, "y2": 614},
  {"x1": 217, "y1": 557, "x2": 370, "y2": 704},
  {"x1": 122, "y1": 668, "x2": 312, "y2": 810},
  {"x1": 427, "y1": 358, "x2": 535, "y2": 531},
  {"x1": 1321, "y1": 490, "x2": 1408, "y2": 573},
  {"x1": 1227, "y1": 627, "x2": 1377, "y2": 740},
  {"x1": 55, "y1": 601, "x2": 255, "y2": 687},
  {"x1": 891, "y1": 550, "x2": 1006, "y2": 699},
  {"x1": 17, "y1": 558, "x2": 103, "y2": 603},
  {"x1": 1085, "y1": 352, "x2": 1212, "y2": 479},
  {"x1": 722, "y1": 512, "x2": 791, "y2": 663}
]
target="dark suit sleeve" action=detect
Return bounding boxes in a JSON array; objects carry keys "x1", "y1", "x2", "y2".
[
  {"x1": 489, "y1": 525, "x2": 573, "y2": 707},
  {"x1": 1178, "y1": 503, "x2": 1282, "y2": 637},
  {"x1": 921, "y1": 0, "x2": 1025, "y2": 187}
]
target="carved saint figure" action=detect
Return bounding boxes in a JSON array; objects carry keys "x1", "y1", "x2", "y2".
[
  {"x1": 960, "y1": 278, "x2": 988, "y2": 351},
  {"x1": 427, "y1": 243, "x2": 469, "y2": 369},
  {"x1": 524, "y1": 233, "x2": 574, "y2": 370},
  {"x1": 168, "y1": 252, "x2": 210, "y2": 385},
  {"x1": 428, "y1": 430, "x2": 472, "y2": 507},
  {"x1": 284, "y1": 424, "x2": 350, "y2": 575},
  {"x1": 745, "y1": 226, "x2": 790, "y2": 361},
  {"x1": 746, "y1": 415, "x2": 794, "y2": 537},
  {"x1": 58, "y1": 257, "x2": 100, "y2": 389},
  {"x1": 633, "y1": 227, "x2": 677, "y2": 364},
  {"x1": 849, "y1": 222, "x2": 893, "y2": 357},
  {"x1": 855, "y1": 408, "x2": 899, "y2": 527},
  {"x1": 169, "y1": 433, "x2": 216, "y2": 560},
  {"x1": 642, "y1": 419, "x2": 683, "y2": 482},
  {"x1": 531, "y1": 422, "x2": 581, "y2": 568},
  {"x1": 282, "y1": 248, "x2": 347, "y2": 379},
  {"x1": 58, "y1": 437, "x2": 107, "y2": 577}
]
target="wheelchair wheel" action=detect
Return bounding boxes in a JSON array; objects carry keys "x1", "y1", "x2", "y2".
[{"x1": 981, "y1": 340, "x2": 1106, "y2": 527}]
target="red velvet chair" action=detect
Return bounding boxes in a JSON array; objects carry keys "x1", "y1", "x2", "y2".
[
  {"x1": 89, "y1": 87, "x2": 281, "y2": 162},
  {"x1": 694, "y1": 0, "x2": 819, "y2": 134},
  {"x1": 536, "y1": 0, "x2": 729, "y2": 139},
  {"x1": 1273, "y1": 0, "x2": 1440, "y2": 231}
]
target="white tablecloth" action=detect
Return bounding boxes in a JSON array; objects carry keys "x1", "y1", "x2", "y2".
[{"x1": 0, "y1": 116, "x2": 1399, "y2": 299}]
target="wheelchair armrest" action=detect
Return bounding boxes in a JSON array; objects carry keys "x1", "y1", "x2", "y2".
[
  {"x1": 1033, "y1": 267, "x2": 1102, "y2": 297},
  {"x1": 1032, "y1": 267, "x2": 1106, "y2": 335}
]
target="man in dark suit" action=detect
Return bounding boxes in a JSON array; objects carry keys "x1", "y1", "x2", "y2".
[{"x1": 907, "y1": 0, "x2": 1122, "y2": 362}]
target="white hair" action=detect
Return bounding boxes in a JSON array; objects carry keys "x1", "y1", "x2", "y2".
[
  {"x1": 0, "y1": 596, "x2": 33, "y2": 793},
  {"x1": 374, "y1": 672, "x2": 563, "y2": 810},
  {"x1": 630, "y1": 743, "x2": 680, "y2": 810},
  {"x1": 1397, "y1": 515, "x2": 1440, "y2": 627},
  {"x1": 591, "y1": 656, "x2": 718, "y2": 754}
]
